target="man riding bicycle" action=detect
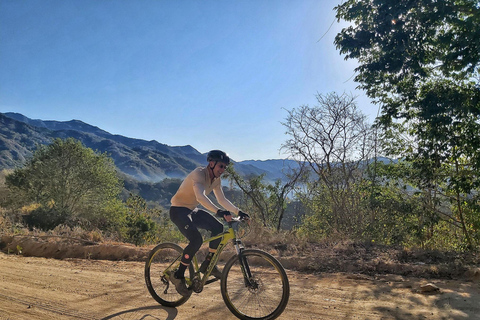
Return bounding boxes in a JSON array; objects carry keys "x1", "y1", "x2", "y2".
[{"x1": 168, "y1": 150, "x2": 250, "y2": 296}]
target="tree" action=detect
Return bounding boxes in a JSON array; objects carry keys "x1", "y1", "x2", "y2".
[
  {"x1": 225, "y1": 164, "x2": 303, "y2": 231},
  {"x1": 124, "y1": 194, "x2": 159, "y2": 246},
  {"x1": 335, "y1": 0, "x2": 480, "y2": 117},
  {"x1": 6, "y1": 138, "x2": 123, "y2": 230},
  {"x1": 282, "y1": 92, "x2": 374, "y2": 236},
  {"x1": 335, "y1": 0, "x2": 480, "y2": 249}
]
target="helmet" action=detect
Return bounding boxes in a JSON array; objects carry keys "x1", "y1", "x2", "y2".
[{"x1": 207, "y1": 150, "x2": 230, "y2": 165}]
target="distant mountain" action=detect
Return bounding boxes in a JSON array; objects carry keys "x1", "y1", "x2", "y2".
[
  {"x1": 240, "y1": 159, "x2": 301, "y2": 180},
  {"x1": 0, "y1": 113, "x2": 53, "y2": 168},
  {"x1": 0, "y1": 112, "x2": 292, "y2": 183}
]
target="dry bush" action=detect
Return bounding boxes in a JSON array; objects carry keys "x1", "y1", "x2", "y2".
[
  {"x1": 0, "y1": 208, "x2": 29, "y2": 236},
  {"x1": 50, "y1": 225, "x2": 104, "y2": 243},
  {"x1": 241, "y1": 221, "x2": 309, "y2": 257},
  {"x1": 0, "y1": 208, "x2": 8, "y2": 230},
  {"x1": 1, "y1": 215, "x2": 479, "y2": 280}
]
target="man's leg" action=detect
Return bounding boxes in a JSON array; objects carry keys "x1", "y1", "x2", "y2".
[
  {"x1": 169, "y1": 207, "x2": 203, "y2": 295},
  {"x1": 193, "y1": 210, "x2": 224, "y2": 278}
]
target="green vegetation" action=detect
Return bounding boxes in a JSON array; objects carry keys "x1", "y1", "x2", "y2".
[
  {"x1": 0, "y1": 138, "x2": 181, "y2": 246},
  {"x1": 330, "y1": 0, "x2": 480, "y2": 250},
  {"x1": 278, "y1": 89, "x2": 479, "y2": 250},
  {"x1": 124, "y1": 194, "x2": 182, "y2": 245},
  {"x1": 4, "y1": 138, "x2": 123, "y2": 231}
]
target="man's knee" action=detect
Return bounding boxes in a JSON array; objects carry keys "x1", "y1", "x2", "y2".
[
  {"x1": 190, "y1": 232, "x2": 203, "y2": 252},
  {"x1": 212, "y1": 222, "x2": 223, "y2": 236}
]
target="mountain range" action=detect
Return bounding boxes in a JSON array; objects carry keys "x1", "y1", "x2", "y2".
[{"x1": 0, "y1": 112, "x2": 296, "y2": 183}]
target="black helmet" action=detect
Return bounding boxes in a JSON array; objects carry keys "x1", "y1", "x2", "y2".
[{"x1": 207, "y1": 150, "x2": 230, "y2": 165}]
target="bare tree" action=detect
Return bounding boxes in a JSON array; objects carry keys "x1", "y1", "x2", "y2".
[
  {"x1": 282, "y1": 92, "x2": 374, "y2": 233},
  {"x1": 226, "y1": 163, "x2": 304, "y2": 231}
]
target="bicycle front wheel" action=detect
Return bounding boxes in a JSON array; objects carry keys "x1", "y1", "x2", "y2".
[
  {"x1": 144, "y1": 242, "x2": 193, "y2": 307},
  {"x1": 221, "y1": 249, "x2": 290, "y2": 320}
]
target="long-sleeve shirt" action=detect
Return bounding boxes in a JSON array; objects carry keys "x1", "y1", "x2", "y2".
[{"x1": 171, "y1": 167, "x2": 239, "y2": 214}]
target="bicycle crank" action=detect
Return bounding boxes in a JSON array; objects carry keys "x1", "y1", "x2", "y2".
[{"x1": 190, "y1": 275, "x2": 204, "y2": 293}]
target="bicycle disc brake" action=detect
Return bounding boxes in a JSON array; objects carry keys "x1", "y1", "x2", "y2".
[{"x1": 247, "y1": 277, "x2": 264, "y2": 294}]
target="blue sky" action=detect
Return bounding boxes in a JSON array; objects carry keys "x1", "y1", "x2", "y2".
[{"x1": 0, "y1": 0, "x2": 376, "y2": 161}]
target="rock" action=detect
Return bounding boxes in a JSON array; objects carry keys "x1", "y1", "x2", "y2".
[
  {"x1": 464, "y1": 268, "x2": 480, "y2": 282},
  {"x1": 274, "y1": 243, "x2": 288, "y2": 251},
  {"x1": 419, "y1": 283, "x2": 440, "y2": 294}
]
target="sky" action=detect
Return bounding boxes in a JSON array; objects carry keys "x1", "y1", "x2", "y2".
[{"x1": 0, "y1": 0, "x2": 377, "y2": 161}]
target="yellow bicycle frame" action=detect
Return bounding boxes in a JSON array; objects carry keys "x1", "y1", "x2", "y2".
[{"x1": 188, "y1": 224, "x2": 238, "y2": 286}]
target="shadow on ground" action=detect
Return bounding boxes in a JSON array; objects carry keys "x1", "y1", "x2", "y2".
[{"x1": 101, "y1": 305, "x2": 178, "y2": 320}]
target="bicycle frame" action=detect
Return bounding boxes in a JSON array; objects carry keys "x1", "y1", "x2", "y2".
[{"x1": 187, "y1": 220, "x2": 246, "y2": 287}]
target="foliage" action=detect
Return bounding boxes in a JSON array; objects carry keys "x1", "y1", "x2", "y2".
[
  {"x1": 0, "y1": 138, "x2": 185, "y2": 244},
  {"x1": 124, "y1": 194, "x2": 159, "y2": 246},
  {"x1": 4, "y1": 138, "x2": 124, "y2": 231},
  {"x1": 363, "y1": 161, "x2": 433, "y2": 247},
  {"x1": 335, "y1": 0, "x2": 480, "y2": 112},
  {"x1": 335, "y1": 0, "x2": 480, "y2": 250},
  {"x1": 123, "y1": 194, "x2": 183, "y2": 246}
]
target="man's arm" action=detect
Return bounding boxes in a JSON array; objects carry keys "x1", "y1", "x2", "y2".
[
  {"x1": 192, "y1": 182, "x2": 221, "y2": 213},
  {"x1": 213, "y1": 184, "x2": 239, "y2": 215}
]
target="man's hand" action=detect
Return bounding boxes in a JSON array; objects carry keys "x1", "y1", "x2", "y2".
[
  {"x1": 217, "y1": 209, "x2": 232, "y2": 222},
  {"x1": 238, "y1": 211, "x2": 250, "y2": 220}
]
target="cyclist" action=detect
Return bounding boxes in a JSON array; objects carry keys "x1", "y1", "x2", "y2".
[{"x1": 168, "y1": 150, "x2": 250, "y2": 296}]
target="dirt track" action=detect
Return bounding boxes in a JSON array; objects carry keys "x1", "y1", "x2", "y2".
[{"x1": 1, "y1": 253, "x2": 480, "y2": 320}]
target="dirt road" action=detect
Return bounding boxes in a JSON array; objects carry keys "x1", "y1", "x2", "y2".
[{"x1": 1, "y1": 253, "x2": 479, "y2": 320}]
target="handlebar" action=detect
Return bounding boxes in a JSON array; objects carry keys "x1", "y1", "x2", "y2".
[{"x1": 227, "y1": 216, "x2": 249, "y2": 232}]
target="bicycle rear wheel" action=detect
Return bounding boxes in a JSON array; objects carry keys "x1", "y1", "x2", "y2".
[
  {"x1": 144, "y1": 242, "x2": 193, "y2": 307},
  {"x1": 221, "y1": 249, "x2": 290, "y2": 320}
]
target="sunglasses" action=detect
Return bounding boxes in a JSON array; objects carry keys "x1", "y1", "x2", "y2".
[{"x1": 218, "y1": 164, "x2": 227, "y2": 169}]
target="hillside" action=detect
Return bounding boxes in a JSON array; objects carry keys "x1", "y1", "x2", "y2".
[{"x1": 0, "y1": 112, "x2": 294, "y2": 182}]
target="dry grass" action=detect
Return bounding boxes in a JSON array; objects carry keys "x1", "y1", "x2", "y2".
[{"x1": 1, "y1": 221, "x2": 479, "y2": 281}]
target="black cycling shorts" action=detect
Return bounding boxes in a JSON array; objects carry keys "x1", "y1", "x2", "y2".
[{"x1": 170, "y1": 206, "x2": 224, "y2": 265}]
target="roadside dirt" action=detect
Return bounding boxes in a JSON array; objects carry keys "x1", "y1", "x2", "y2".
[{"x1": 1, "y1": 253, "x2": 480, "y2": 320}]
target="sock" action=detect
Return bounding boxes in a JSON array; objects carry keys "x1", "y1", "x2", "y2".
[{"x1": 175, "y1": 263, "x2": 187, "y2": 279}]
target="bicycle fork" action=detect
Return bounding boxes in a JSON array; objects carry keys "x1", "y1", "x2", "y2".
[{"x1": 233, "y1": 239, "x2": 254, "y2": 287}]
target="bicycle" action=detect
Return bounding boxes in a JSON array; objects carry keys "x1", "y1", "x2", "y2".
[{"x1": 144, "y1": 216, "x2": 290, "y2": 320}]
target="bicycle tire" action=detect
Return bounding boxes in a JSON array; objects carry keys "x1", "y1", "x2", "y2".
[
  {"x1": 144, "y1": 242, "x2": 194, "y2": 307},
  {"x1": 221, "y1": 249, "x2": 290, "y2": 320}
]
